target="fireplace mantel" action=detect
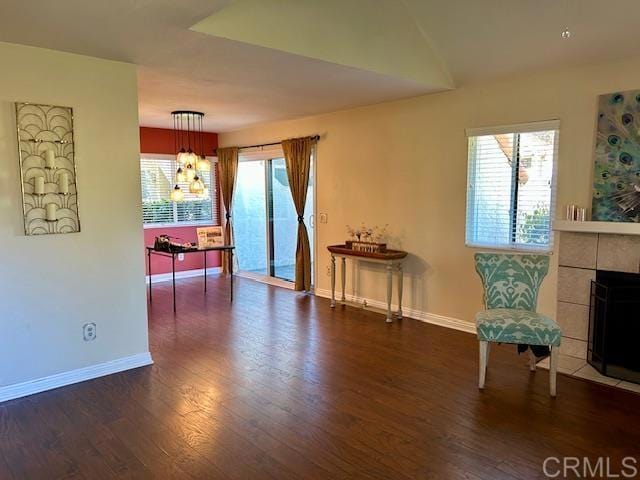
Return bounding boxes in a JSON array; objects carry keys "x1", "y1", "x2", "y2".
[{"x1": 553, "y1": 220, "x2": 640, "y2": 236}]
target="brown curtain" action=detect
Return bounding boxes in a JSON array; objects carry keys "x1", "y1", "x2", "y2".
[
  {"x1": 217, "y1": 146, "x2": 239, "y2": 274},
  {"x1": 282, "y1": 137, "x2": 314, "y2": 291}
]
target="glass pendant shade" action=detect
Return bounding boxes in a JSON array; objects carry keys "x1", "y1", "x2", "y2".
[
  {"x1": 176, "y1": 166, "x2": 187, "y2": 183},
  {"x1": 170, "y1": 185, "x2": 184, "y2": 202},
  {"x1": 185, "y1": 164, "x2": 196, "y2": 181},
  {"x1": 189, "y1": 175, "x2": 205, "y2": 194},
  {"x1": 176, "y1": 148, "x2": 188, "y2": 165},
  {"x1": 196, "y1": 156, "x2": 210, "y2": 172},
  {"x1": 187, "y1": 150, "x2": 199, "y2": 166}
]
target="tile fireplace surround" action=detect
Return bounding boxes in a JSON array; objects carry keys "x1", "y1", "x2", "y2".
[
  {"x1": 551, "y1": 225, "x2": 640, "y2": 391},
  {"x1": 557, "y1": 230, "x2": 640, "y2": 358}
]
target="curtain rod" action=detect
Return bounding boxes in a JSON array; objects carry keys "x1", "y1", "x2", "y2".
[{"x1": 215, "y1": 135, "x2": 320, "y2": 153}]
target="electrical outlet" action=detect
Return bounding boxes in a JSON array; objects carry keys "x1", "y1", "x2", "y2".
[
  {"x1": 83, "y1": 323, "x2": 96, "y2": 341},
  {"x1": 178, "y1": 253, "x2": 185, "y2": 261},
  {"x1": 326, "y1": 265, "x2": 331, "y2": 276},
  {"x1": 319, "y1": 213, "x2": 328, "y2": 224}
]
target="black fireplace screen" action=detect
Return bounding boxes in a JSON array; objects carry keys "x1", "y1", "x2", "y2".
[{"x1": 589, "y1": 270, "x2": 640, "y2": 384}]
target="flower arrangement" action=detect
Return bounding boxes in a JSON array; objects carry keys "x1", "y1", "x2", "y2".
[{"x1": 345, "y1": 223, "x2": 389, "y2": 252}]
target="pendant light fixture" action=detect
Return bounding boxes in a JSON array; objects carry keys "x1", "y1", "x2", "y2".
[
  {"x1": 170, "y1": 110, "x2": 210, "y2": 201},
  {"x1": 189, "y1": 174, "x2": 205, "y2": 194},
  {"x1": 197, "y1": 155, "x2": 211, "y2": 172},
  {"x1": 170, "y1": 184, "x2": 184, "y2": 202},
  {"x1": 560, "y1": 0, "x2": 571, "y2": 39},
  {"x1": 185, "y1": 162, "x2": 196, "y2": 181},
  {"x1": 176, "y1": 166, "x2": 186, "y2": 183}
]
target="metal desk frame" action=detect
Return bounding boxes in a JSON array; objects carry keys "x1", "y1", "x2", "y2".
[{"x1": 146, "y1": 245, "x2": 235, "y2": 312}]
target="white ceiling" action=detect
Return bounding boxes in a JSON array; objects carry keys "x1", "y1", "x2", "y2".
[
  {"x1": 410, "y1": 0, "x2": 640, "y2": 84},
  {"x1": 1, "y1": 0, "x2": 640, "y2": 132},
  {"x1": 190, "y1": 0, "x2": 453, "y2": 87}
]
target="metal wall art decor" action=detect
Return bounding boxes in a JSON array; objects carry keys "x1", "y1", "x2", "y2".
[
  {"x1": 15, "y1": 102, "x2": 80, "y2": 235},
  {"x1": 592, "y1": 90, "x2": 640, "y2": 222}
]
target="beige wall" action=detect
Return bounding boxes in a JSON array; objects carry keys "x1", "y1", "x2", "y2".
[
  {"x1": 221, "y1": 56, "x2": 640, "y2": 324},
  {"x1": 0, "y1": 42, "x2": 149, "y2": 388}
]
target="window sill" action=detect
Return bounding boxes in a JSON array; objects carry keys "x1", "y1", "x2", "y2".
[
  {"x1": 465, "y1": 242, "x2": 553, "y2": 254},
  {"x1": 143, "y1": 222, "x2": 220, "y2": 230}
]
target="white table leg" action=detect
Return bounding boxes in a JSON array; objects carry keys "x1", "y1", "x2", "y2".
[
  {"x1": 386, "y1": 263, "x2": 393, "y2": 322},
  {"x1": 341, "y1": 257, "x2": 346, "y2": 302},
  {"x1": 396, "y1": 263, "x2": 403, "y2": 319},
  {"x1": 330, "y1": 255, "x2": 336, "y2": 308}
]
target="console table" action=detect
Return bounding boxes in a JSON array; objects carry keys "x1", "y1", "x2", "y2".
[
  {"x1": 146, "y1": 245, "x2": 235, "y2": 312},
  {"x1": 327, "y1": 245, "x2": 408, "y2": 322}
]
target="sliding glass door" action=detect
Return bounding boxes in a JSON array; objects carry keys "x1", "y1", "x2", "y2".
[
  {"x1": 233, "y1": 160, "x2": 268, "y2": 275},
  {"x1": 233, "y1": 156, "x2": 314, "y2": 284}
]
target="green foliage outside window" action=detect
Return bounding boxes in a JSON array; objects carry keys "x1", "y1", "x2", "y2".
[{"x1": 518, "y1": 204, "x2": 550, "y2": 245}]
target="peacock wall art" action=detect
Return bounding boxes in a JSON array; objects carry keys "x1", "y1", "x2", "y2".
[{"x1": 592, "y1": 90, "x2": 640, "y2": 223}]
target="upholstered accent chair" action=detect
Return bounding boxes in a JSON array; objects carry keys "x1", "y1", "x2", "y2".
[{"x1": 474, "y1": 253, "x2": 562, "y2": 396}]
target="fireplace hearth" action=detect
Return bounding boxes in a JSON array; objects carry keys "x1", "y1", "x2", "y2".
[{"x1": 589, "y1": 270, "x2": 640, "y2": 383}]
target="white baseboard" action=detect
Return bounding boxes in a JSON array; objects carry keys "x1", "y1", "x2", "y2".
[
  {"x1": 146, "y1": 267, "x2": 222, "y2": 284},
  {"x1": 0, "y1": 352, "x2": 153, "y2": 403},
  {"x1": 314, "y1": 289, "x2": 476, "y2": 335}
]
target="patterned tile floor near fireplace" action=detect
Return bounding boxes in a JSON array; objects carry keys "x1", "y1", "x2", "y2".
[{"x1": 537, "y1": 354, "x2": 640, "y2": 393}]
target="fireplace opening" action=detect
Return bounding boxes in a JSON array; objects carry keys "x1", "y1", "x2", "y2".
[{"x1": 589, "y1": 270, "x2": 640, "y2": 383}]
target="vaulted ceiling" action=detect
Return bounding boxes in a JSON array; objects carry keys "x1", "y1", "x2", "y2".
[{"x1": 1, "y1": 0, "x2": 639, "y2": 131}]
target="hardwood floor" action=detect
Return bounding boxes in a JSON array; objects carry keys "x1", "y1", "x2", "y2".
[{"x1": 1, "y1": 275, "x2": 639, "y2": 479}]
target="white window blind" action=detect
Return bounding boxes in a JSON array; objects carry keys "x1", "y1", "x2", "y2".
[
  {"x1": 140, "y1": 155, "x2": 218, "y2": 226},
  {"x1": 465, "y1": 121, "x2": 558, "y2": 250}
]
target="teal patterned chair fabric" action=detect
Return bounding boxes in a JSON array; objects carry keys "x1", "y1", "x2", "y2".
[
  {"x1": 476, "y1": 309, "x2": 561, "y2": 346},
  {"x1": 474, "y1": 253, "x2": 561, "y2": 347}
]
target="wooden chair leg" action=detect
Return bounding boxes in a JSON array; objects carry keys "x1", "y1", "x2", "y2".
[
  {"x1": 528, "y1": 349, "x2": 537, "y2": 372},
  {"x1": 549, "y1": 346, "x2": 558, "y2": 397},
  {"x1": 479, "y1": 341, "x2": 488, "y2": 389}
]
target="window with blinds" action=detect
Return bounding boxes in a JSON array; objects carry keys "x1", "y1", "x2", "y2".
[
  {"x1": 140, "y1": 155, "x2": 218, "y2": 226},
  {"x1": 465, "y1": 121, "x2": 559, "y2": 250}
]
